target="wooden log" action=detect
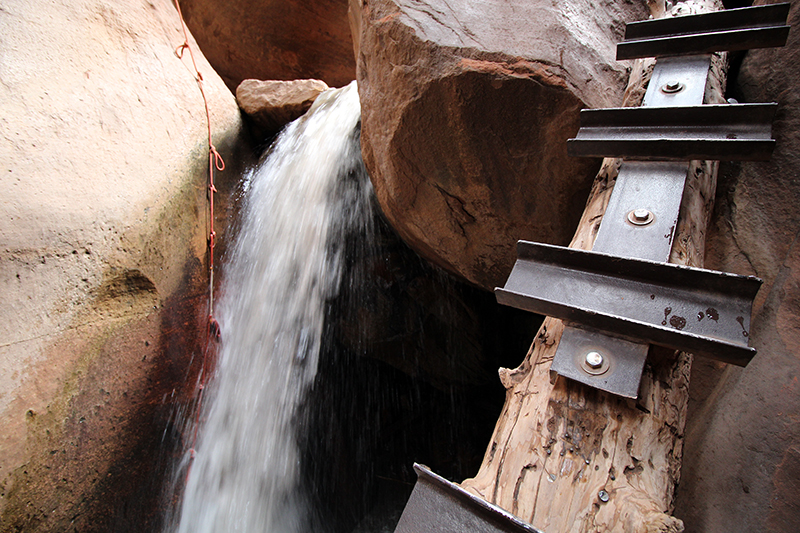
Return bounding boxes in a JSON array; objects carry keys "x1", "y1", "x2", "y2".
[{"x1": 459, "y1": 1, "x2": 727, "y2": 531}]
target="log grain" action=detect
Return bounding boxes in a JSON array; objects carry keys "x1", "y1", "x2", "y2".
[{"x1": 460, "y1": 1, "x2": 727, "y2": 531}]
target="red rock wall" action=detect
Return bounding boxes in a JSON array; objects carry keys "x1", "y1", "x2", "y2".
[
  {"x1": 675, "y1": 1, "x2": 800, "y2": 531},
  {"x1": 177, "y1": 0, "x2": 357, "y2": 92},
  {"x1": 355, "y1": 0, "x2": 650, "y2": 290}
]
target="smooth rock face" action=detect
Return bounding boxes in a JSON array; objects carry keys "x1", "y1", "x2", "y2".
[
  {"x1": 0, "y1": 0, "x2": 252, "y2": 530},
  {"x1": 236, "y1": 78, "x2": 330, "y2": 139},
  {"x1": 356, "y1": 0, "x2": 649, "y2": 290},
  {"x1": 177, "y1": 0, "x2": 357, "y2": 92},
  {"x1": 675, "y1": 1, "x2": 800, "y2": 530}
]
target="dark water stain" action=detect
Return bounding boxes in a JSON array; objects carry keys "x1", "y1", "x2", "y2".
[
  {"x1": 706, "y1": 307, "x2": 719, "y2": 321},
  {"x1": 736, "y1": 316, "x2": 749, "y2": 337},
  {"x1": 669, "y1": 315, "x2": 687, "y2": 330},
  {"x1": 662, "y1": 306, "x2": 672, "y2": 326}
]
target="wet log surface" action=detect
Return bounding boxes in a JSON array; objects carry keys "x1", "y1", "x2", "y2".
[{"x1": 459, "y1": 2, "x2": 727, "y2": 531}]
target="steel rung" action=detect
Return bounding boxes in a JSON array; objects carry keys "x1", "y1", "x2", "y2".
[
  {"x1": 394, "y1": 464, "x2": 545, "y2": 533},
  {"x1": 567, "y1": 103, "x2": 777, "y2": 161},
  {"x1": 617, "y1": 3, "x2": 791, "y2": 59},
  {"x1": 495, "y1": 241, "x2": 762, "y2": 367}
]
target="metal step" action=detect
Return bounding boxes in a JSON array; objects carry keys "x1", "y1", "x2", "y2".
[
  {"x1": 617, "y1": 2, "x2": 790, "y2": 59},
  {"x1": 567, "y1": 103, "x2": 777, "y2": 161},
  {"x1": 497, "y1": 241, "x2": 762, "y2": 367},
  {"x1": 394, "y1": 464, "x2": 545, "y2": 533}
]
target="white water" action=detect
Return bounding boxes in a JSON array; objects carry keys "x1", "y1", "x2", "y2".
[{"x1": 171, "y1": 82, "x2": 367, "y2": 533}]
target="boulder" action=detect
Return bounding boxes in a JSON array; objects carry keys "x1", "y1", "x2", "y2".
[
  {"x1": 0, "y1": 0, "x2": 254, "y2": 530},
  {"x1": 177, "y1": 0, "x2": 357, "y2": 92},
  {"x1": 236, "y1": 78, "x2": 330, "y2": 139},
  {"x1": 675, "y1": 1, "x2": 800, "y2": 530},
  {"x1": 355, "y1": 0, "x2": 650, "y2": 290}
]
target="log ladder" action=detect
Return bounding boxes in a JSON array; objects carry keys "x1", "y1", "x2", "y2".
[{"x1": 394, "y1": 3, "x2": 791, "y2": 532}]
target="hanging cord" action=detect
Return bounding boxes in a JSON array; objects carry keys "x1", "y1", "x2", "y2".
[{"x1": 173, "y1": 0, "x2": 224, "y2": 483}]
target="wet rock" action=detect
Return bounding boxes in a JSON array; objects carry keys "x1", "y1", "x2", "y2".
[
  {"x1": 236, "y1": 78, "x2": 330, "y2": 139},
  {"x1": 355, "y1": 0, "x2": 649, "y2": 290},
  {"x1": 177, "y1": 0, "x2": 357, "y2": 92},
  {"x1": 0, "y1": 0, "x2": 254, "y2": 530}
]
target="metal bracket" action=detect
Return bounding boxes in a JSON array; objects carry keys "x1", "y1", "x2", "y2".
[
  {"x1": 567, "y1": 102, "x2": 777, "y2": 161},
  {"x1": 617, "y1": 2, "x2": 790, "y2": 59},
  {"x1": 643, "y1": 55, "x2": 711, "y2": 107},
  {"x1": 549, "y1": 327, "x2": 648, "y2": 399},
  {"x1": 590, "y1": 161, "x2": 688, "y2": 262},
  {"x1": 394, "y1": 464, "x2": 545, "y2": 533}
]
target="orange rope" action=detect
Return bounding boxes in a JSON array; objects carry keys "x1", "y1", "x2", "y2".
[{"x1": 173, "y1": 0, "x2": 223, "y2": 483}]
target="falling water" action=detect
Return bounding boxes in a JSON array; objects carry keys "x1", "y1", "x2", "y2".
[{"x1": 170, "y1": 81, "x2": 369, "y2": 533}]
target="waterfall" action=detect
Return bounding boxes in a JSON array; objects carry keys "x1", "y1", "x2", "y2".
[{"x1": 169, "y1": 81, "x2": 369, "y2": 533}]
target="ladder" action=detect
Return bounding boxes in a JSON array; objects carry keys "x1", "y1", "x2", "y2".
[
  {"x1": 394, "y1": 3, "x2": 791, "y2": 532},
  {"x1": 497, "y1": 2, "x2": 791, "y2": 399}
]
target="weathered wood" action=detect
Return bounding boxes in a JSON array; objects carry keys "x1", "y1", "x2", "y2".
[{"x1": 460, "y1": 1, "x2": 727, "y2": 531}]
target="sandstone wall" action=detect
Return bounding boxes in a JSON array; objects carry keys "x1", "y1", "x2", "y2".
[
  {"x1": 0, "y1": 0, "x2": 253, "y2": 530},
  {"x1": 676, "y1": 1, "x2": 800, "y2": 530}
]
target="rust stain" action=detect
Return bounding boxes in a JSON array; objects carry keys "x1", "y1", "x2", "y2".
[{"x1": 669, "y1": 315, "x2": 687, "y2": 330}]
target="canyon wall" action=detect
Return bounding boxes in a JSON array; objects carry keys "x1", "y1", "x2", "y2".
[{"x1": 0, "y1": 0, "x2": 253, "y2": 530}]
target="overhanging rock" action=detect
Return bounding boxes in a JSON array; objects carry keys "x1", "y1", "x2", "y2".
[{"x1": 355, "y1": 0, "x2": 650, "y2": 290}]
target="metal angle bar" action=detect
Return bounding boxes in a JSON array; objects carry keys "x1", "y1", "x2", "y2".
[
  {"x1": 617, "y1": 3, "x2": 791, "y2": 59},
  {"x1": 567, "y1": 103, "x2": 777, "y2": 161},
  {"x1": 394, "y1": 464, "x2": 545, "y2": 533},
  {"x1": 495, "y1": 241, "x2": 762, "y2": 367}
]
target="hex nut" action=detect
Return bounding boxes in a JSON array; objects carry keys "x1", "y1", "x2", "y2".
[
  {"x1": 627, "y1": 208, "x2": 654, "y2": 226},
  {"x1": 661, "y1": 81, "x2": 684, "y2": 93}
]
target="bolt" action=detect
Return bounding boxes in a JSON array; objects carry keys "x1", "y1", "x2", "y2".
[
  {"x1": 627, "y1": 208, "x2": 654, "y2": 226},
  {"x1": 598, "y1": 490, "x2": 610, "y2": 503},
  {"x1": 585, "y1": 351, "x2": 604, "y2": 369},
  {"x1": 661, "y1": 80, "x2": 684, "y2": 93}
]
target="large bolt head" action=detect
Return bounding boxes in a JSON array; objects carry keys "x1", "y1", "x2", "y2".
[{"x1": 585, "y1": 351, "x2": 604, "y2": 369}]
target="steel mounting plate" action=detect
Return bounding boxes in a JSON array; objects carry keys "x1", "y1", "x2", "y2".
[
  {"x1": 550, "y1": 326, "x2": 649, "y2": 399},
  {"x1": 591, "y1": 161, "x2": 689, "y2": 262}
]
